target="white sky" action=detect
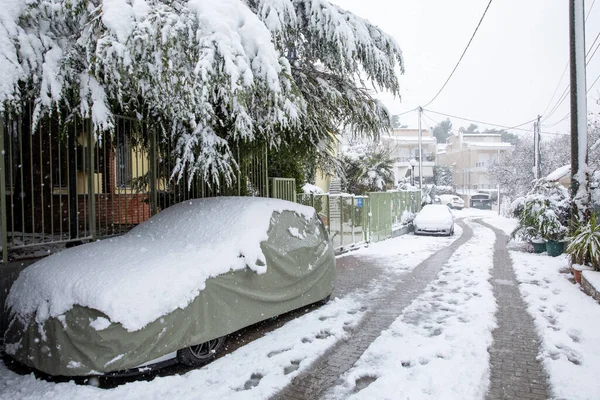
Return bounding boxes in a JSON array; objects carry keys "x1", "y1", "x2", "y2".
[{"x1": 331, "y1": 0, "x2": 600, "y2": 138}]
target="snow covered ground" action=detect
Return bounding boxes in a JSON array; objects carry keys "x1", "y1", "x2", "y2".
[
  {"x1": 326, "y1": 221, "x2": 497, "y2": 399},
  {"x1": 0, "y1": 227, "x2": 460, "y2": 400},
  {"x1": 4, "y1": 211, "x2": 600, "y2": 400},
  {"x1": 511, "y1": 251, "x2": 600, "y2": 400}
]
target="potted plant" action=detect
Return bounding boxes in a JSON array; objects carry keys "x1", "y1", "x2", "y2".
[
  {"x1": 510, "y1": 197, "x2": 545, "y2": 253},
  {"x1": 566, "y1": 213, "x2": 600, "y2": 271},
  {"x1": 538, "y1": 209, "x2": 568, "y2": 256},
  {"x1": 510, "y1": 180, "x2": 571, "y2": 256}
]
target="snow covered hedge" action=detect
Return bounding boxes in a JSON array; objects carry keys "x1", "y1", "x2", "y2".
[{"x1": 0, "y1": 0, "x2": 404, "y2": 185}]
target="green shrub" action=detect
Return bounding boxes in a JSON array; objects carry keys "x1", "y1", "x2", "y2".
[{"x1": 566, "y1": 213, "x2": 600, "y2": 271}]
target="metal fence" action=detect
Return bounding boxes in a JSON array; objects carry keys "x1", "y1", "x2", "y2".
[
  {"x1": 0, "y1": 110, "x2": 422, "y2": 261},
  {"x1": 297, "y1": 190, "x2": 420, "y2": 252},
  {"x1": 0, "y1": 111, "x2": 269, "y2": 262},
  {"x1": 270, "y1": 178, "x2": 296, "y2": 202}
]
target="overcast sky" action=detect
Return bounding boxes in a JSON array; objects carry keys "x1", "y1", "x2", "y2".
[{"x1": 331, "y1": 0, "x2": 600, "y2": 138}]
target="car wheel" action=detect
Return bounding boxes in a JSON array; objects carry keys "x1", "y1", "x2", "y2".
[
  {"x1": 446, "y1": 203, "x2": 453, "y2": 209},
  {"x1": 177, "y1": 336, "x2": 227, "y2": 367}
]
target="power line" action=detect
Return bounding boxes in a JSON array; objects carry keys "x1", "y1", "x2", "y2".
[
  {"x1": 542, "y1": 70, "x2": 600, "y2": 128},
  {"x1": 589, "y1": 70, "x2": 600, "y2": 92},
  {"x1": 587, "y1": 31, "x2": 600, "y2": 65},
  {"x1": 541, "y1": 28, "x2": 598, "y2": 117},
  {"x1": 394, "y1": 107, "x2": 418, "y2": 117},
  {"x1": 424, "y1": 109, "x2": 537, "y2": 132},
  {"x1": 541, "y1": 37, "x2": 600, "y2": 122},
  {"x1": 422, "y1": 0, "x2": 494, "y2": 108},
  {"x1": 540, "y1": 0, "x2": 598, "y2": 121}
]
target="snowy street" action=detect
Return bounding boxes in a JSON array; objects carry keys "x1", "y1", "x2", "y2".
[{"x1": 2, "y1": 209, "x2": 599, "y2": 399}]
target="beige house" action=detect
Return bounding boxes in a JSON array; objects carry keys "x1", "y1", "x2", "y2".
[
  {"x1": 438, "y1": 132, "x2": 513, "y2": 203},
  {"x1": 381, "y1": 129, "x2": 438, "y2": 185}
]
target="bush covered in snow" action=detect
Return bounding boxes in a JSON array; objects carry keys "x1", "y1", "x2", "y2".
[
  {"x1": 400, "y1": 210, "x2": 415, "y2": 225},
  {"x1": 510, "y1": 180, "x2": 570, "y2": 242}
]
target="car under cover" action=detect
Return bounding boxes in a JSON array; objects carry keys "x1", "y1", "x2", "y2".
[{"x1": 4, "y1": 197, "x2": 335, "y2": 376}]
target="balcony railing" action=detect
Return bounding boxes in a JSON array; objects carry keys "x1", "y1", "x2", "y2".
[{"x1": 395, "y1": 155, "x2": 435, "y2": 163}]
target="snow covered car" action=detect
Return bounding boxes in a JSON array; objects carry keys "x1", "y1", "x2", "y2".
[
  {"x1": 4, "y1": 197, "x2": 335, "y2": 376},
  {"x1": 438, "y1": 194, "x2": 465, "y2": 210},
  {"x1": 413, "y1": 204, "x2": 455, "y2": 236}
]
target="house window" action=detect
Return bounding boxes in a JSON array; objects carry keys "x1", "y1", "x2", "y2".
[{"x1": 116, "y1": 134, "x2": 132, "y2": 187}]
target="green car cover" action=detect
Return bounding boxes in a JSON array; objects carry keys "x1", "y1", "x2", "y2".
[{"x1": 4, "y1": 208, "x2": 335, "y2": 376}]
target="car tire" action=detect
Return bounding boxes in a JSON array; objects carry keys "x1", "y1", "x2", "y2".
[
  {"x1": 177, "y1": 336, "x2": 227, "y2": 367},
  {"x1": 446, "y1": 203, "x2": 453, "y2": 209}
]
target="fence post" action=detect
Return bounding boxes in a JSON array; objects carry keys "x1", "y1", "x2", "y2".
[
  {"x1": 0, "y1": 115, "x2": 7, "y2": 263},
  {"x1": 148, "y1": 123, "x2": 158, "y2": 215},
  {"x1": 264, "y1": 145, "x2": 269, "y2": 198},
  {"x1": 326, "y1": 194, "x2": 331, "y2": 235},
  {"x1": 87, "y1": 120, "x2": 96, "y2": 241},
  {"x1": 339, "y1": 195, "x2": 344, "y2": 248},
  {"x1": 367, "y1": 196, "x2": 372, "y2": 242},
  {"x1": 311, "y1": 193, "x2": 315, "y2": 209}
]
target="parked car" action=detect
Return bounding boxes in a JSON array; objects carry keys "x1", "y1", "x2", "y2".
[
  {"x1": 4, "y1": 197, "x2": 335, "y2": 376},
  {"x1": 413, "y1": 204, "x2": 455, "y2": 236},
  {"x1": 438, "y1": 194, "x2": 465, "y2": 210},
  {"x1": 470, "y1": 193, "x2": 492, "y2": 210}
]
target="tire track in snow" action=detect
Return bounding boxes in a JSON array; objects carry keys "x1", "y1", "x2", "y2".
[
  {"x1": 271, "y1": 220, "x2": 475, "y2": 400},
  {"x1": 323, "y1": 220, "x2": 498, "y2": 400},
  {"x1": 477, "y1": 220, "x2": 551, "y2": 400}
]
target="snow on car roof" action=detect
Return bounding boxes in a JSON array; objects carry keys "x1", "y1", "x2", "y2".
[
  {"x1": 419, "y1": 204, "x2": 452, "y2": 215},
  {"x1": 7, "y1": 197, "x2": 315, "y2": 332}
]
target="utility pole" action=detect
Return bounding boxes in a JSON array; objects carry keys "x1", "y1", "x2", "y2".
[
  {"x1": 569, "y1": 0, "x2": 589, "y2": 220},
  {"x1": 533, "y1": 115, "x2": 541, "y2": 180},
  {"x1": 418, "y1": 106, "x2": 423, "y2": 189}
]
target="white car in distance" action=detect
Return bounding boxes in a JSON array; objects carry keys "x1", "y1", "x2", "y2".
[
  {"x1": 413, "y1": 204, "x2": 455, "y2": 236},
  {"x1": 437, "y1": 194, "x2": 465, "y2": 210}
]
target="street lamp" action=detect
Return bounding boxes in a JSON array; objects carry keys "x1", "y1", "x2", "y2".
[{"x1": 409, "y1": 158, "x2": 418, "y2": 186}]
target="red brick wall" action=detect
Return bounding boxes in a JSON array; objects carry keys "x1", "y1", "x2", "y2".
[{"x1": 48, "y1": 193, "x2": 151, "y2": 234}]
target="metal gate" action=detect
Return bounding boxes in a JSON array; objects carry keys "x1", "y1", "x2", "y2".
[{"x1": 0, "y1": 111, "x2": 269, "y2": 262}]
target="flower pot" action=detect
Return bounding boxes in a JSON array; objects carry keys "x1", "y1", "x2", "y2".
[
  {"x1": 530, "y1": 241, "x2": 546, "y2": 254},
  {"x1": 546, "y1": 240, "x2": 565, "y2": 257},
  {"x1": 573, "y1": 268, "x2": 582, "y2": 284},
  {"x1": 572, "y1": 264, "x2": 593, "y2": 285}
]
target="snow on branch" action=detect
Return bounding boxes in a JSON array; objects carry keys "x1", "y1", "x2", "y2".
[{"x1": 0, "y1": 0, "x2": 404, "y2": 185}]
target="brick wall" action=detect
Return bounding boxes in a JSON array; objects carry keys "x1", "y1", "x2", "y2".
[{"x1": 49, "y1": 193, "x2": 151, "y2": 234}]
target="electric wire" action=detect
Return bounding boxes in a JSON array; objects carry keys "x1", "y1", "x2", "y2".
[
  {"x1": 541, "y1": 1, "x2": 599, "y2": 122},
  {"x1": 542, "y1": 70, "x2": 600, "y2": 128},
  {"x1": 542, "y1": 32, "x2": 600, "y2": 122},
  {"x1": 424, "y1": 109, "x2": 537, "y2": 132},
  {"x1": 422, "y1": 0, "x2": 494, "y2": 108}
]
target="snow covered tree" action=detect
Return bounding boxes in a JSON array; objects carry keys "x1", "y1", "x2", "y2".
[
  {"x1": 432, "y1": 118, "x2": 452, "y2": 143},
  {"x1": 341, "y1": 143, "x2": 395, "y2": 194},
  {"x1": 433, "y1": 165, "x2": 453, "y2": 187},
  {"x1": 0, "y1": 0, "x2": 404, "y2": 186}
]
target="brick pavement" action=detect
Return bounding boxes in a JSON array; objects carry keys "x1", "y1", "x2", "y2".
[
  {"x1": 477, "y1": 220, "x2": 551, "y2": 400},
  {"x1": 271, "y1": 220, "x2": 474, "y2": 400}
]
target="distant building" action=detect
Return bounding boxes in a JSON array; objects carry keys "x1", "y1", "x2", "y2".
[
  {"x1": 438, "y1": 132, "x2": 513, "y2": 203},
  {"x1": 381, "y1": 129, "x2": 437, "y2": 185}
]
